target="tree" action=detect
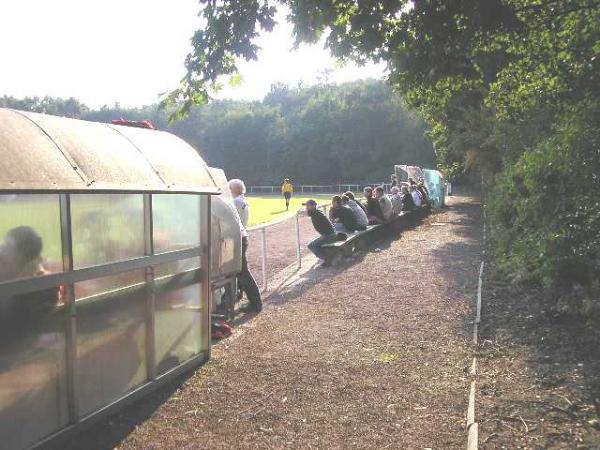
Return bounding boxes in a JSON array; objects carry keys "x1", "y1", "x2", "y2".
[{"x1": 174, "y1": 0, "x2": 600, "y2": 300}]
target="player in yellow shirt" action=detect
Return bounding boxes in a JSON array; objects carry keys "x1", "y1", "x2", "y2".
[{"x1": 281, "y1": 178, "x2": 294, "y2": 210}]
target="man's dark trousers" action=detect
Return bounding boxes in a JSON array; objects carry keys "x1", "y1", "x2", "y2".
[{"x1": 238, "y1": 236, "x2": 262, "y2": 310}]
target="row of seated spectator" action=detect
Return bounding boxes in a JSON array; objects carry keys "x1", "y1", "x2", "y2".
[
  {"x1": 305, "y1": 178, "x2": 430, "y2": 266},
  {"x1": 331, "y1": 178, "x2": 430, "y2": 231}
]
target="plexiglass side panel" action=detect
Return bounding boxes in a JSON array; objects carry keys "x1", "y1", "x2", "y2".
[
  {"x1": 75, "y1": 270, "x2": 147, "y2": 417},
  {"x1": 154, "y1": 258, "x2": 204, "y2": 375},
  {"x1": 70, "y1": 194, "x2": 144, "y2": 268},
  {"x1": 0, "y1": 194, "x2": 62, "y2": 281},
  {"x1": 0, "y1": 289, "x2": 68, "y2": 450},
  {"x1": 153, "y1": 195, "x2": 201, "y2": 253}
]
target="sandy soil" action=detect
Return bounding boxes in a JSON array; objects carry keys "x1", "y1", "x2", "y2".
[{"x1": 110, "y1": 193, "x2": 483, "y2": 450}]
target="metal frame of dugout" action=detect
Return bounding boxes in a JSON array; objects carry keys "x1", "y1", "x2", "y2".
[{"x1": 0, "y1": 108, "x2": 220, "y2": 450}]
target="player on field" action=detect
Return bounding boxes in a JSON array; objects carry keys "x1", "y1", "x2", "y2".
[{"x1": 281, "y1": 178, "x2": 294, "y2": 211}]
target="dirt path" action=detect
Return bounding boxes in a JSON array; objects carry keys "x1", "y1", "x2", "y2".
[{"x1": 114, "y1": 193, "x2": 482, "y2": 450}]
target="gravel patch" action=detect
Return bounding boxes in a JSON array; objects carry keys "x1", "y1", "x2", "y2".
[{"x1": 116, "y1": 193, "x2": 482, "y2": 450}]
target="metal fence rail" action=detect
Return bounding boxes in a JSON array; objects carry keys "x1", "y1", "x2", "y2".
[
  {"x1": 247, "y1": 183, "x2": 392, "y2": 195},
  {"x1": 247, "y1": 204, "x2": 331, "y2": 292}
]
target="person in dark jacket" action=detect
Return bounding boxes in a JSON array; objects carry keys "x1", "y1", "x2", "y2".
[
  {"x1": 362, "y1": 186, "x2": 385, "y2": 224},
  {"x1": 305, "y1": 199, "x2": 338, "y2": 265},
  {"x1": 329, "y1": 195, "x2": 360, "y2": 232},
  {"x1": 401, "y1": 185, "x2": 416, "y2": 211}
]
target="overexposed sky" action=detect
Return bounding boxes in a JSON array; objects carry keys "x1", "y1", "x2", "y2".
[{"x1": 0, "y1": 0, "x2": 385, "y2": 108}]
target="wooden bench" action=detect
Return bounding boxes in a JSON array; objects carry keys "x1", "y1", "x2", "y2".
[{"x1": 320, "y1": 207, "x2": 429, "y2": 265}]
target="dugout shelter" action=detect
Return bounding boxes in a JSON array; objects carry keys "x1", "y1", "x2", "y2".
[{"x1": 0, "y1": 108, "x2": 220, "y2": 449}]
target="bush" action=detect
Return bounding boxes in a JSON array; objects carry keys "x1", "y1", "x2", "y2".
[{"x1": 488, "y1": 101, "x2": 600, "y2": 295}]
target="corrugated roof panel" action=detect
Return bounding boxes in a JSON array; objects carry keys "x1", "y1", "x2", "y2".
[
  {"x1": 0, "y1": 108, "x2": 219, "y2": 194},
  {"x1": 109, "y1": 125, "x2": 217, "y2": 193},
  {"x1": 21, "y1": 111, "x2": 165, "y2": 191},
  {"x1": 0, "y1": 109, "x2": 84, "y2": 190}
]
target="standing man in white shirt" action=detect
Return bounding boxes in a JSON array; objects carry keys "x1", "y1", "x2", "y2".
[{"x1": 228, "y1": 179, "x2": 262, "y2": 313}]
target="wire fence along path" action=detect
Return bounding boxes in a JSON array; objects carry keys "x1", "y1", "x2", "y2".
[{"x1": 247, "y1": 183, "x2": 392, "y2": 195}]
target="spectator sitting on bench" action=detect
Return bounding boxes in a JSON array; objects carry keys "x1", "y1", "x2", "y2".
[
  {"x1": 401, "y1": 185, "x2": 416, "y2": 211},
  {"x1": 418, "y1": 177, "x2": 430, "y2": 198},
  {"x1": 342, "y1": 194, "x2": 368, "y2": 230},
  {"x1": 305, "y1": 199, "x2": 338, "y2": 267},
  {"x1": 329, "y1": 195, "x2": 361, "y2": 233},
  {"x1": 344, "y1": 191, "x2": 368, "y2": 215},
  {"x1": 389, "y1": 186, "x2": 403, "y2": 215},
  {"x1": 363, "y1": 186, "x2": 385, "y2": 225},
  {"x1": 410, "y1": 184, "x2": 423, "y2": 207},
  {"x1": 375, "y1": 186, "x2": 394, "y2": 220}
]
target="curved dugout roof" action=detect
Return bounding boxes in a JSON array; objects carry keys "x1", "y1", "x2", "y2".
[{"x1": 0, "y1": 108, "x2": 219, "y2": 194}]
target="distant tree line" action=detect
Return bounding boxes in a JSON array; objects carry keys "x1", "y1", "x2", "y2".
[{"x1": 0, "y1": 80, "x2": 436, "y2": 185}]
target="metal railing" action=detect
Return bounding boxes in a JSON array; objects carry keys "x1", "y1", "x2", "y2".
[
  {"x1": 247, "y1": 203, "x2": 331, "y2": 292},
  {"x1": 247, "y1": 183, "x2": 393, "y2": 195}
]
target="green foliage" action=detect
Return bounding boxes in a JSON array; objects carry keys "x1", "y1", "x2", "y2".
[
  {"x1": 488, "y1": 100, "x2": 600, "y2": 288},
  {"x1": 0, "y1": 95, "x2": 89, "y2": 118},
  {"x1": 174, "y1": 0, "x2": 600, "y2": 296}
]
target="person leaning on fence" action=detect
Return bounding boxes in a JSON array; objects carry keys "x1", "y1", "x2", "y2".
[
  {"x1": 390, "y1": 174, "x2": 398, "y2": 190},
  {"x1": 342, "y1": 194, "x2": 369, "y2": 229},
  {"x1": 329, "y1": 195, "x2": 361, "y2": 233},
  {"x1": 305, "y1": 199, "x2": 338, "y2": 267},
  {"x1": 281, "y1": 178, "x2": 293, "y2": 211},
  {"x1": 344, "y1": 191, "x2": 368, "y2": 215},
  {"x1": 362, "y1": 186, "x2": 385, "y2": 225},
  {"x1": 375, "y1": 186, "x2": 394, "y2": 220},
  {"x1": 229, "y1": 179, "x2": 262, "y2": 313}
]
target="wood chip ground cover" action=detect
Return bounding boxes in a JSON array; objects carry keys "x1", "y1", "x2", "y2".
[
  {"x1": 62, "y1": 194, "x2": 483, "y2": 449},
  {"x1": 478, "y1": 260, "x2": 600, "y2": 449}
]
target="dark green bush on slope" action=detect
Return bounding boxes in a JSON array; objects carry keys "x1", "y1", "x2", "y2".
[{"x1": 489, "y1": 101, "x2": 600, "y2": 296}]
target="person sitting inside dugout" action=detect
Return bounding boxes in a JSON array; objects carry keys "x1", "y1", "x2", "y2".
[
  {"x1": 362, "y1": 186, "x2": 385, "y2": 225},
  {"x1": 341, "y1": 194, "x2": 369, "y2": 229},
  {"x1": 0, "y1": 226, "x2": 60, "y2": 342},
  {"x1": 375, "y1": 186, "x2": 394, "y2": 220},
  {"x1": 329, "y1": 195, "x2": 362, "y2": 233}
]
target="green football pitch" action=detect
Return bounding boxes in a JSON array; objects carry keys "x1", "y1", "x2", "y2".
[{"x1": 246, "y1": 195, "x2": 331, "y2": 226}]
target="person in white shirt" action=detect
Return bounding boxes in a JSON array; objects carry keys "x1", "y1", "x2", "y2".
[
  {"x1": 342, "y1": 194, "x2": 368, "y2": 229},
  {"x1": 410, "y1": 185, "x2": 423, "y2": 207},
  {"x1": 228, "y1": 179, "x2": 262, "y2": 313},
  {"x1": 375, "y1": 186, "x2": 394, "y2": 220}
]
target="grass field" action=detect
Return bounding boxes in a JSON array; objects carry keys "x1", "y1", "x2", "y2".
[{"x1": 246, "y1": 195, "x2": 331, "y2": 226}]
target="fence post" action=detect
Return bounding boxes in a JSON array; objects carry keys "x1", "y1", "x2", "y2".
[
  {"x1": 295, "y1": 211, "x2": 302, "y2": 269},
  {"x1": 261, "y1": 227, "x2": 267, "y2": 291}
]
